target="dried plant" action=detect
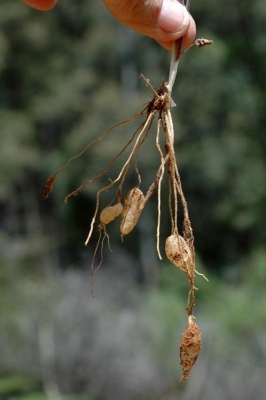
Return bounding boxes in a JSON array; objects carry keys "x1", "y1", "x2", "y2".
[
  {"x1": 180, "y1": 314, "x2": 202, "y2": 382},
  {"x1": 43, "y1": 0, "x2": 212, "y2": 381}
]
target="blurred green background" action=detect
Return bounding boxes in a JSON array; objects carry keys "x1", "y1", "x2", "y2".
[{"x1": 0, "y1": 0, "x2": 266, "y2": 399}]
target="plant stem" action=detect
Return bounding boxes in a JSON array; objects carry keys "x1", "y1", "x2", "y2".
[{"x1": 167, "y1": 0, "x2": 192, "y2": 93}]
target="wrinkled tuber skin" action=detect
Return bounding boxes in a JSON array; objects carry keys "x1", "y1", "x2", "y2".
[
  {"x1": 180, "y1": 315, "x2": 202, "y2": 382},
  {"x1": 100, "y1": 202, "x2": 123, "y2": 225},
  {"x1": 120, "y1": 187, "x2": 144, "y2": 235},
  {"x1": 165, "y1": 234, "x2": 191, "y2": 273}
]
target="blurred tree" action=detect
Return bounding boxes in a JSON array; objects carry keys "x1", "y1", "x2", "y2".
[{"x1": 0, "y1": 0, "x2": 266, "y2": 280}]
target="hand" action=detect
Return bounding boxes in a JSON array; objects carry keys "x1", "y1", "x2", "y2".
[
  {"x1": 103, "y1": 0, "x2": 196, "y2": 50},
  {"x1": 20, "y1": 0, "x2": 57, "y2": 10},
  {"x1": 21, "y1": 0, "x2": 196, "y2": 50}
]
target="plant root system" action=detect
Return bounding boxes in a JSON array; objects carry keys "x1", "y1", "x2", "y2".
[{"x1": 43, "y1": 27, "x2": 212, "y2": 381}]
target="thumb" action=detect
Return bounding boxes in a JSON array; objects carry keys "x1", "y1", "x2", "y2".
[{"x1": 103, "y1": 0, "x2": 195, "y2": 50}]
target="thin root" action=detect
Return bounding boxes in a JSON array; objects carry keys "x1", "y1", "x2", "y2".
[
  {"x1": 85, "y1": 110, "x2": 156, "y2": 246},
  {"x1": 43, "y1": 110, "x2": 146, "y2": 200},
  {"x1": 90, "y1": 224, "x2": 112, "y2": 297}
]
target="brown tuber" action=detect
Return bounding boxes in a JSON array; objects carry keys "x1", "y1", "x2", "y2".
[
  {"x1": 120, "y1": 187, "x2": 144, "y2": 235},
  {"x1": 99, "y1": 202, "x2": 123, "y2": 225},
  {"x1": 180, "y1": 315, "x2": 202, "y2": 382},
  {"x1": 165, "y1": 233, "x2": 191, "y2": 274}
]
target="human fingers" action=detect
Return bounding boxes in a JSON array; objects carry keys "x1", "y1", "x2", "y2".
[
  {"x1": 20, "y1": 0, "x2": 57, "y2": 11},
  {"x1": 103, "y1": 0, "x2": 196, "y2": 50},
  {"x1": 156, "y1": 16, "x2": 196, "y2": 50}
]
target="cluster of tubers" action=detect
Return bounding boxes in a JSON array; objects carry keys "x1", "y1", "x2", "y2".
[
  {"x1": 43, "y1": 27, "x2": 213, "y2": 380},
  {"x1": 43, "y1": 81, "x2": 205, "y2": 381},
  {"x1": 97, "y1": 182, "x2": 203, "y2": 382}
]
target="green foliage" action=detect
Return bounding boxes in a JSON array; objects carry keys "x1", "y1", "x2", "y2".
[
  {"x1": 0, "y1": 376, "x2": 88, "y2": 400},
  {"x1": 9, "y1": 394, "x2": 88, "y2": 400},
  {"x1": 0, "y1": 375, "x2": 38, "y2": 395}
]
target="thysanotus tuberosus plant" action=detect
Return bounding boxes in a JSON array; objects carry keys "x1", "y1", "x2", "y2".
[{"x1": 43, "y1": 0, "x2": 212, "y2": 381}]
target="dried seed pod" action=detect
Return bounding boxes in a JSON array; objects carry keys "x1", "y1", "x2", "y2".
[
  {"x1": 195, "y1": 38, "x2": 213, "y2": 48},
  {"x1": 165, "y1": 234, "x2": 191, "y2": 273},
  {"x1": 120, "y1": 187, "x2": 144, "y2": 235},
  {"x1": 99, "y1": 202, "x2": 123, "y2": 225},
  {"x1": 180, "y1": 315, "x2": 202, "y2": 382},
  {"x1": 42, "y1": 175, "x2": 57, "y2": 200}
]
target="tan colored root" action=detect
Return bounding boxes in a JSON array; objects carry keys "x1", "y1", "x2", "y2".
[
  {"x1": 175, "y1": 164, "x2": 189, "y2": 220},
  {"x1": 195, "y1": 270, "x2": 209, "y2": 281},
  {"x1": 161, "y1": 104, "x2": 200, "y2": 315},
  {"x1": 167, "y1": 177, "x2": 175, "y2": 234},
  {"x1": 140, "y1": 74, "x2": 161, "y2": 98},
  {"x1": 84, "y1": 110, "x2": 156, "y2": 246},
  {"x1": 136, "y1": 115, "x2": 171, "y2": 259},
  {"x1": 118, "y1": 111, "x2": 154, "y2": 192},
  {"x1": 163, "y1": 111, "x2": 179, "y2": 233},
  {"x1": 64, "y1": 114, "x2": 152, "y2": 203},
  {"x1": 42, "y1": 112, "x2": 145, "y2": 200},
  {"x1": 143, "y1": 154, "x2": 169, "y2": 258},
  {"x1": 90, "y1": 224, "x2": 112, "y2": 298},
  {"x1": 155, "y1": 117, "x2": 164, "y2": 259}
]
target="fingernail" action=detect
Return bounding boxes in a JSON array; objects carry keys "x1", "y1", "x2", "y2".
[{"x1": 158, "y1": 0, "x2": 190, "y2": 33}]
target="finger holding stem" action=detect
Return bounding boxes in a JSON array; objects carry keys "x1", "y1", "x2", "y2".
[{"x1": 167, "y1": 0, "x2": 192, "y2": 95}]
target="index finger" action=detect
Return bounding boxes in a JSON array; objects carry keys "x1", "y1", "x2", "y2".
[{"x1": 20, "y1": 0, "x2": 57, "y2": 11}]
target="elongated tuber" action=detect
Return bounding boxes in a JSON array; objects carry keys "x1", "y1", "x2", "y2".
[
  {"x1": 100, "y1": 202, "x2": 123, "y2": 225},
  {"x1": 180, "y1": 315, "x2": 202, "y2": 382},
  {"x1": 165, "y1": 233, "x2": 191, "y2": 273},
  {"x1": 120, "y1": 187, "x2": 144, "y2": 235}
]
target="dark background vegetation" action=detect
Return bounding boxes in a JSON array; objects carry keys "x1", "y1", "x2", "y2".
[{"x1": 0, "y1": 0, "x2": 266, "y2": 399}]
